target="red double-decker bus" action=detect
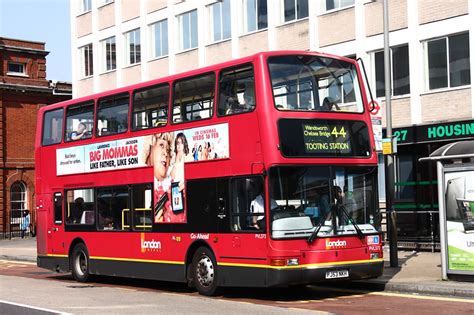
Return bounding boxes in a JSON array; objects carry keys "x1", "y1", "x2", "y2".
[{"x1": 36, "y1": 51, "x2": 383, "y2": 296}]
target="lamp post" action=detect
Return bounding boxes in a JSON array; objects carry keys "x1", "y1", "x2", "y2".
[{"x1": 383, "y1": 0, "x2": 398, "y2": 267}]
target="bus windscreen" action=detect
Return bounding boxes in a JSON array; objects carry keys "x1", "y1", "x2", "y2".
[{"x1": 268, "y1": 55, "x2": 364, "y2": 113}]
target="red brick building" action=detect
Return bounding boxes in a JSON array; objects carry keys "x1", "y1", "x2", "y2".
[{"x1": 0, "y1": 37, "x2": 72, "y2": 237}]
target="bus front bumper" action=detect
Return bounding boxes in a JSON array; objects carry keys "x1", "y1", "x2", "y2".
[{"x1": 266, "y1": 260, "x2": 384, "y2": 287}]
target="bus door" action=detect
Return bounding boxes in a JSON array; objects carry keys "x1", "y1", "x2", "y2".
[
  {"x1": 216, "y1": 176, "x2": 267, "y2": 263},
  {"x1": 49, "y1": 192, "x2": 64, "y2": 254}
]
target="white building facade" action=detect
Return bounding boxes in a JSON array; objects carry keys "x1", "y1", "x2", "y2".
[{"x1": 71, "y1": 0, "x2": 473, "y2": 248}]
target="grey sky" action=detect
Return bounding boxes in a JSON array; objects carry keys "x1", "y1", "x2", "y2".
[{"x1": 0, "y1": 0, "x2": 71, "y2": 82}]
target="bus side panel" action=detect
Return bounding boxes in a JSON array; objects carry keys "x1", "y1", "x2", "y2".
[
  {"x1": 36, "y1": 194, "x2": 49, "y2": 257},
  {"x1": 89, "y1": 259, "x2": 186, "y2": 283}
]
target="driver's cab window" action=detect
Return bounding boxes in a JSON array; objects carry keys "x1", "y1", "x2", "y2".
[
  {"x1": 230, "y1": 176, "x2": 266, "y2": 231},
  {"x1": 65, "y1": 101, "x2": 94, "y2": 142}
]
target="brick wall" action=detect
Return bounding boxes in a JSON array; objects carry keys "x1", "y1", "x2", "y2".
[
  {"x1": 98, "y1": 71, "x2": 117, "y2": 93},
  {"x1": 98, "y1": 2, "x2": 115, "y2": 31},
  {"x1": 175, "y1": 49, "x2": 199, "y2": 73},
  {"x1": 147, "y1": 0, "x2": 167, "y2": 13},
  {"x1": 76, "y1": 12, "x2": 92, "y2": 38},
  {"x1": 380, "y1": 97, "x2": 412, "y2": 128},
  {"x1": 122, "y1": 0, "x2": 140, "y2": 23},
  {"x1": 205, "y1": 40, "x2": 232, "y2": 66},
  {"x1": 148, "y1": 57, "x2": 170, "y2": 80},
  {"x1": 418, "y1": 0, "x2": 468, "y2": 25},
  {"x1": 76, "y1": 78, "x2": 94, "y2": 99},
  {"x1": 239, "y1": 31, "x2": 269, "y2": 57},
  {"x1": 122, "y1": 64, "x2": 142, "y2": 86},
  {"x1": 318, "y1": 8, "x2": 355, "y2": 47},
  {"x1": 365, "y1": 0, "x2": 407, "y2": 37},
  {"x1": 421, "y1": 88, "x2": 472, "y2": 123},
  {"x1": 276, "y1": 19, "x2": 309, "y2": 51}
]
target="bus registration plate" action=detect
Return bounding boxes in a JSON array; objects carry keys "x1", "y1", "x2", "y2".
[{"x1": 325, "y1": 270, "x2": 349, "y2": 279}]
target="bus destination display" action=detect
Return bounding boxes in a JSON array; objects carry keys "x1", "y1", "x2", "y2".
[
  {"x1": 302, "y1": 123, "x2": 350, "y2": 154},
  {"x1": 278, "y1": 119, "x2": 371, "y2": 158}
]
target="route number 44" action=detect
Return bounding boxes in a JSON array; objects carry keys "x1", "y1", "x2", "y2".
[{"x1": 331, "y1": 126, "x2": 346, "y2": 138}]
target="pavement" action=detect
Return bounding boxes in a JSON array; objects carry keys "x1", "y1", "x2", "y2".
[{"x1": 1, "y1": 237, "x2": 474, "y2": 298}]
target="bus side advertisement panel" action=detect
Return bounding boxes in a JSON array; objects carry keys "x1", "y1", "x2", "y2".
[{"x1": 56, "y1": 123, "x2": 229, "y2": 225}]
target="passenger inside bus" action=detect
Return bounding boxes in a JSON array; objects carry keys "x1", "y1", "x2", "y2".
[
  {"x1": 70, "y1": 122, "x2": 89, "y2": 140},
  {"x1": 249, "y1": 178, "x2": 278, "y2": 230}
]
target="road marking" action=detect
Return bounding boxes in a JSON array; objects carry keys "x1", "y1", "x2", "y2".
[
  {"x1": 0, "y1": 300, "x2": 71, "y2": 315},
  {"x1": 0, "y1": 259, "x2": 36, "y2": 265},
  {"x1": 369, "y1": 291, "x2": 474, "y2": 303}
]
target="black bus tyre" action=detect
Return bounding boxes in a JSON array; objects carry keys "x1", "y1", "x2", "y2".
[
  {"x1": 192, "y1": 247, "x2": 219, "y2": 296},
  {"x1": 71, "y1": 243, "x2": 91, "y2": 282}
]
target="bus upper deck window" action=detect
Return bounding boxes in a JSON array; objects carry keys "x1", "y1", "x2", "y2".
[
  {"x1": 65, "y1": 101, "x2": 94, "y2": 142},
  {"x1": 132, "y1": 84, "x2": 169, "y2": 130},
  {"x1": 97, "y1": 93, "x2": 130, "y2": 136},
  {"x1": 218, "y1": 64, "x2": 255, "y2": 116},
  {"x1": 172, "y1": 73, "x2": 215, "y2": 124},
  {"x1": 42, "y1": 108, "x2": 64, "y2": 146}
]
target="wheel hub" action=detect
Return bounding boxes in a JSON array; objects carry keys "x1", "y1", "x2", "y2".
[{"x1": 196, "y1": 256, "x2": 214, "y2": 287}]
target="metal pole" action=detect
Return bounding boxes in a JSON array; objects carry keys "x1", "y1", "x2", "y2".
[{"x1": 383, "y1": 0, "x2": 398, "y2": 267}]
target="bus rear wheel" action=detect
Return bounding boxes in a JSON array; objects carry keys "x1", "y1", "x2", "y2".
[
  {"x1": 71, "y1": 243, "x2": 91, "y2": 282},
  {"x1": 192, "y1": 247, "x2": 219, "y2": 296}
]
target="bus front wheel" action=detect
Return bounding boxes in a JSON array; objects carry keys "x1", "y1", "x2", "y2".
[
  {"x1": 71, "y1": 243, "x2": 91, "y2": 282},
  {"x1": 192, "y1": 247, "x2": 219, "y2": 296}
]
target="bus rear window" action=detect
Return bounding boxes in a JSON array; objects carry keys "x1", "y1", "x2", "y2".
[
  {"x1": 97, "y1": 93, "x2": 129, "y2": 136},
  {"x1": 268, "y1": 55, "x2": 364, "y2": 113},
  {"x1": 42, "y1": 108, "x2": 64, "y2": 146}
]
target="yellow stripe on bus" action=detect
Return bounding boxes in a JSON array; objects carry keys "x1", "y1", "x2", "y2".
[
  {"x1": 90, "y1": 256, "x2": 185, "y2": 265},
  {"x1": 218, "y1": 258, "x2": 384, "y2": 269}
]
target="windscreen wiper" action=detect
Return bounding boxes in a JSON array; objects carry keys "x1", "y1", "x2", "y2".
[
  {"x1": 307, "y1": 211, "x2": 329, "y2": 244},
  {"x1": 337, "y1": 204, "x2": 364, "y2": 239}
]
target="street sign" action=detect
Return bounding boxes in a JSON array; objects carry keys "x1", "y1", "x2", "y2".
[
  {"x1": 382, "y1": 138, "x2": 392, "y2": 155},
  {"x1": 370, "y1": 100, "x2": 383, "y2": 151}
]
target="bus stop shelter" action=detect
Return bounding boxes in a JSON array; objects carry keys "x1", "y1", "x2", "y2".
[{"x1": 420, "y1": 140, "x2": 474, "y2": 281}]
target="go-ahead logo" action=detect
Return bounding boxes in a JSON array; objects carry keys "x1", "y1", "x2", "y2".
[
  {"x1": 141, "y1": 233, "x2": 162, "y2": 253},
  {"x1": 325, "y1": 239, "x2": 347, "y2": 249}
]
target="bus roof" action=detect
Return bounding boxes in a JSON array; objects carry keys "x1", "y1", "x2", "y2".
[{"x1": 39, "y1": 50, "x2": 356, "y2": 113}]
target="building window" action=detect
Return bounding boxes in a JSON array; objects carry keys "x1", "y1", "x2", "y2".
[
  {"x1": 101, "y1": 36, "x2": 116, "y2": 72},
  {"x1": 80, "y1": 0, "x2": 92, "y2": 13},
  {"x1": 10, "y1": 181, "x2": 27, "y2": 225},
  {"x1": 80, "y1": 43, "x2": 93, "y2": 78},
  {"x1": 125, "y1": 29, "x2": 141, "y2": 65},
  {"x1": 209, "y1": 0, "x2": 231, "y2": 42},
  {"x1": 244, "y1": 0, "x2": 267, "y2": 33},
  {"x1": 151, "y1": 19, "x2": 168, "y2": 58},
  {"x1": 426, "y1": 32, "x2": 470, "y2": 90},
  {"x1": 283, "y1": 0, "x2": 308, "y2": 22},
  {"x1": 7, "y1": 62, "x2": 26, "y2": 76},
  {"x1": 178, "y1": 10, "x2": 198, "y2": 51},
  {"x1": 324, "y1": 0, "x2": 354, "y2": 11},
  {"x1": 374, "y1": 44, "x2": 410, "y2": 97}
]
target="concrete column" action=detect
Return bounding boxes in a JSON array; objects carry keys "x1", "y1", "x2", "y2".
[
  {"x1": 407, "y1": 0, "x2": 421, "y2": 124},
  {"x1": 308, "y1": 0, "x2": 319, "y2": 50},
  {"x1": 469, "y1": 0, "x2": 474, "y2": 118}
]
